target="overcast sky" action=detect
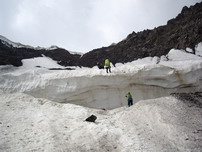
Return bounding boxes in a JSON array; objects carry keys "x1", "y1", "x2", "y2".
[{"x1": 0, "y1": 0, "x2": 201, "y2": 53}]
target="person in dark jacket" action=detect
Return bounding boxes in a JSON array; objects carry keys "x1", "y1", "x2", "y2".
[
  {"x1": 97, "y1": 62, "x2": 104, "y2": 69},
  {"x1": 125, "y1": 92, "x2": 133, "y2": 107}
]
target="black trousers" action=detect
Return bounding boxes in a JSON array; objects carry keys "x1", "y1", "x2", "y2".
[
  {"x1": 128, "y1": 98, "x2": 133, "y2": 107},
  {"x1": 106, "y1": 67, "x2": 111, "y2": 73}
]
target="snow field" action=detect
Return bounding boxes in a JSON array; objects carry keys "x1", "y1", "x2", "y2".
[{"x1": 0, "y1": 92, "x2": 201, "y2": 152}]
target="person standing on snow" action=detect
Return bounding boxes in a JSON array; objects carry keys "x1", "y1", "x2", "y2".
[
  {"x1": 125, "y1": 92, "x2": 133, "y2": 107},
  {"x1": 104, "y1": 59, "x2": 111, "y2": 73},
  {"x1": 97, "y1": 62, "x2": 104, "y2": 69}
]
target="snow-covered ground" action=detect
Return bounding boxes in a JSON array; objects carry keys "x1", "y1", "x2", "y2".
[
  {"x1": 0, "y1": 46, "x2": 202, "y2": 151},
  {"x1": 0, "y1": 91, "x2": 202, "y2": 152}
]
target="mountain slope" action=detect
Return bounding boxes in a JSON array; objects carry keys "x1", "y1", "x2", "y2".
[
  {"x1": 0, "y1": 35, "x2": 81, "y2": 67},
  {"x1": 79, "y1": 2, "x2": 202, "y2": 67}
]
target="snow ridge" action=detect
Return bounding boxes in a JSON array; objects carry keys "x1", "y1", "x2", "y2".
[{"x1": 0, "y1": 35, "x2": 79, "y2": 52}]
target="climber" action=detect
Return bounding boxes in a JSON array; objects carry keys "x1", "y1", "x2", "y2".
[
  {"x1": 97, "y1": 62, "x2": 104, "y2": 69},
  {"x1": 125, "y1": 92, "x2": 133, "y2": 107},
  {"x1": 104, "y1": 59, "x2": 111, "y2": 73}
]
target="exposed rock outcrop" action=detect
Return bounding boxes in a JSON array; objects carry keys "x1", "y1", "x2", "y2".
[
  {"x1": 0, "y1": 39, "x2": 81, "y2": 67},
  {"x1": 79, "y1": 2, "x2": 202, "y2": 67}
]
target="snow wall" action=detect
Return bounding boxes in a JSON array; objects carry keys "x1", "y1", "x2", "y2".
[{"x1": 1, "y1": 59, "x2": 202, "y2": 110}]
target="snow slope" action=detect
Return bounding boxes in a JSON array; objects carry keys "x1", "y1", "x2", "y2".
[
  {"x1": 0, "y1": 49, "x2": 202, "y2": 109},
  {"x1": 0, "y1": 92, "x2": 201, "y2": 152}
]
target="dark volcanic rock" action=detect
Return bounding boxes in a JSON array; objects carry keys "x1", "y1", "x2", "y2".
[
  {"x1": 85, "y1": 115, "x2": 97, "y2": 122},
  {"x1": 0, "y1": 41, "x2": 42, "y2": 66},
  {"x1": 171, "y1": 92, "x2": 202, "y2": 108},
  {"x1": 48, "y1": 67, "x2": 75, "y2": 70},
  {"x1": 43, "y1": 48, "x2": 81, "y2": 67},
  {"x1": 79, "y1": 2, "x2": 202, "y2": 67}
]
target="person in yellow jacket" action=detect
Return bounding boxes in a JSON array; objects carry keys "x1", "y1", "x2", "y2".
[
  {"x1": 104, "y1": 59, "x2": 111, "y2": 73},
  {"x1": 125, "y1": 92, "x2": 133, "y2": 107}
]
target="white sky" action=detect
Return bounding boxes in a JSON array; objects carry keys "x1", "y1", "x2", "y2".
[{"x1": 0, "y1": 0, "x2": 201, "y2": 53}]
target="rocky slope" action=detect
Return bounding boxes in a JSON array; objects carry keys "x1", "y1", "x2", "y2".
[
  {"x1": 79, "y1": 2, "x2": 202, "y2": 67},
  {"x1": 0, "y1": 37, "x2": 81, "y2": 67},
  {"x1": 0, "y1": 2, "x2": 201, "y2": 67}
]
